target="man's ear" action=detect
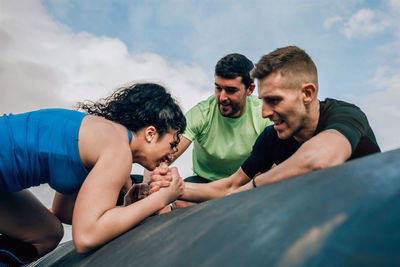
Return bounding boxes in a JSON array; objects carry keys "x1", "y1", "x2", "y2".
[
  {"x1": 302, "y1": 83, "x2": 317, "y2": 105},
  {"x1": 144, "y1": 126, "x2": 157, "y2": 142},
  {"x1": 246, "y1": 83, "x2": 255, "y2": 96}
]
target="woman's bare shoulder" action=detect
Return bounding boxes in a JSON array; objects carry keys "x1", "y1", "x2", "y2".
[{"x1": 78, "y1": 115, "x2": 132, "y2": 168}]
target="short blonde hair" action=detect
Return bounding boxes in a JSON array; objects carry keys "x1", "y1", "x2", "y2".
[{"x1": 252, "y1": 46, "x2": 318, "y2": 90}]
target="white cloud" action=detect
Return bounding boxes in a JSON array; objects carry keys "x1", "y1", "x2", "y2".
[
  {"x1": 388, "y1": 0, "x2": 400, "y2": 38},
  {"x1": 360, "y1": 66, "x2": 400, "y2": 151},
  {"x1": 343, "y1": 8, "x2": 390, "y2": 38},
  {"x1": 389, "y1": 0, "x2": 400, "y2": 8},
  {"x1": 377, "y1": 41, "x2": 400, "y2": 55},
  {"x1": 1, "y1": 1, "x2": 203, "y2": 235},
  {"x1": 323, "y1": 2, "x2": 400, "y2": 152},
  {"x1": 0, "y1": 0, "x2": 211, "y2": 115},
  {"x1": 323, "y1": 16, "x2": 343, "y2": 29}
]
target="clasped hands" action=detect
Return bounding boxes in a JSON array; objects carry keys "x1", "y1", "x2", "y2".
[
  {"x1": 149, "y1": 162, "x2": 183, "y2": 195},
  {"x1": 123, "y1": 162, "x2": 184, "y2": 207}
]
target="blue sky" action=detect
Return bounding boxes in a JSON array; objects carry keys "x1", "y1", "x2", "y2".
[
  {"x1": 41, "y1": 0, "x2": 400, "y2": 98},
  {"x1": 1, "y1": 0, "x2": 400, "y2": 153}
]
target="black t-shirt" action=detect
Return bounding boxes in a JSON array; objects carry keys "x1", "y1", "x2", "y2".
[{"x1": 241, "y1": 98, "x2": 381, "y2": 178}]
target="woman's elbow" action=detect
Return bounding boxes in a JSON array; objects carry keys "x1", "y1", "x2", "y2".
[{"x1": 73, "y1": 232, "x2": 97, "y2": 254}]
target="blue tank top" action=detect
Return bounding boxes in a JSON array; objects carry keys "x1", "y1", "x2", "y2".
[{"x1": 0, "y1": 109, "x2": 132, "y2": 194}]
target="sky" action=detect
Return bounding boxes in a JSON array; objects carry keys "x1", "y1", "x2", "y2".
[
  {"x1": 1, "y1": 0, "x2": 400, "y2": 240},
  {"x1": 1, "y1": 0, "x2": 400, "y2": 151}
]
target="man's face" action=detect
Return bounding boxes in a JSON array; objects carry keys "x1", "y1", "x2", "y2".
[
  {"x1": 214, "y1": 76, "x2": 250, "y2": 118},
  {"x1": 258, "y1": 72, "x2": 307, "y2": 140}
]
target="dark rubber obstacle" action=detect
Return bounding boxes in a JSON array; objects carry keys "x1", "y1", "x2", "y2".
[{"x1": 31, "y1": 149, "x2": 400, "y2": 266}]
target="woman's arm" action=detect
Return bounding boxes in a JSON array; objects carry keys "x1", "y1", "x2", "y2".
[
  {"x1": 72, "y1": 124, "x2": 183, "y2": 254},
  {"x1": 72, "y1": 151, "x2": 183, "y2": 253}
]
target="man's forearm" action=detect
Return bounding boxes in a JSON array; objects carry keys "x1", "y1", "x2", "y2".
[
  {"x1": 180, "y1": 178, "x2": 232, "y2": 202},
  {"x1": 254, "y1": 130, "x2": 352, "y2": 187}
]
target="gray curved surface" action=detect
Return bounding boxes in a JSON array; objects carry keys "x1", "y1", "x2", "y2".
[{"x1": 32, "y1": 149, "x2": 400, "y2": 266}]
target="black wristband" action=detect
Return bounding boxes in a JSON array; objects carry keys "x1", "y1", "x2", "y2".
[{"x1": 252, "y1": 178, "x2": 257, "y2": 188}]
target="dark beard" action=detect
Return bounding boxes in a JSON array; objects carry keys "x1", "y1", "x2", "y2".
[{"x1": 218, "y1": 103, "x2": 240, "y2": 118}]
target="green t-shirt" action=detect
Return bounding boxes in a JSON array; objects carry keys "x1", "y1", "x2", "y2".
[{"x1": 183, "y1": 95, "x2": 272, "y2": 181}]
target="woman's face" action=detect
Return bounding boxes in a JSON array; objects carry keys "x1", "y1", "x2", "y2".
[{"x1": 143, "y1": 129, "x2": 179, "y2": 171}]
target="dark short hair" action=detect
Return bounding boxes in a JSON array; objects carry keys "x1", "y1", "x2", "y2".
[
  {"x1": 76, "y1": 83, "x2": 186, "y2": 139},
  {"x1": 215, "y1": 53, "x2": 254, "y2": 88},
  {"x1": 252, "y1": 46, "x2": 318, "y2": 89}
]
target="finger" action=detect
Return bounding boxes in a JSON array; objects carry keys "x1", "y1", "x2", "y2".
[
  {"x1": 150, "y1": 181, "x2": 171, "y2": 188},
  {"x1": 151, "y1": 167, "x2": 160, "y2": 178},
  {"x1": 149, "y1": 183, "x2": 158, "y2": 191},
  {"x1": 152, "y1": 172, "x2": 171, "y2": 179},
  {"x1": 150, "y1": 181, "x2": 162, "y2": 188},
  {"x1": 149, "y1": 182, "x2": 170, "y2": 194},
  {"x1": 158, "y1": 162, "x2": 169, "y2": 174},
  {"x1": 151, "y1": 174, "x2": 172, "y2": 182},
  {"x1": 159, "y1": 161, "x2": 168, "y2": 168},
  {"x1": 158, "y1": 181, "x2": 171, "y2": 187},
  {"x1": 170, "y1": 167, "x2": 181, "y2": 182},
  {"x1": 149, "y1": 186, "x2": 160, "y2": 194},
  {"x1": 170, "y1": 167, "x2": 180, "y2": 176}
]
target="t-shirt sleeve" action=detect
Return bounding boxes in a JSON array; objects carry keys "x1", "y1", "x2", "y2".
[
  {"x1": 182, "y1": 104, "x2": 204, "y2": 141},
  {"x1": 241, "y1": 126, "x2": 275, "y2": 178},
  {"x1": 322, "y1": 105, "x2": 369, "y2": 153}
]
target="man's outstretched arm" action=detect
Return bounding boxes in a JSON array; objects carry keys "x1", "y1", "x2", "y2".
[
  {"x1": 180, "y1": 167, "x2": 251, "y2": 202},
  {"x1": 234, "y1": 129, "x2": 352, "y2": 193}
]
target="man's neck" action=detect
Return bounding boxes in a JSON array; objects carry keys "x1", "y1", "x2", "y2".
[{"x1": 293, "y1": 100, "x2": 320, "y2": 143}]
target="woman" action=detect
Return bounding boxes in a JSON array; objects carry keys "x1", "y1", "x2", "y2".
[{"x1": 0, "y1": 83, "x2": 186, "y2": 266}]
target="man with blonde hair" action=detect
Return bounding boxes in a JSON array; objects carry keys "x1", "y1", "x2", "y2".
[{"x1": 152, "y1": 46, "x2": 380, "y2": 201}]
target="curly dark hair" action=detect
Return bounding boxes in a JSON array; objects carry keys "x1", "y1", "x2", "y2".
[
  {"x1": 215, "y1": 53, "x2": 254, "y2": 88},
  {"x1": 76, "y1": 83, "x2": 186, "y2": 141}
]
